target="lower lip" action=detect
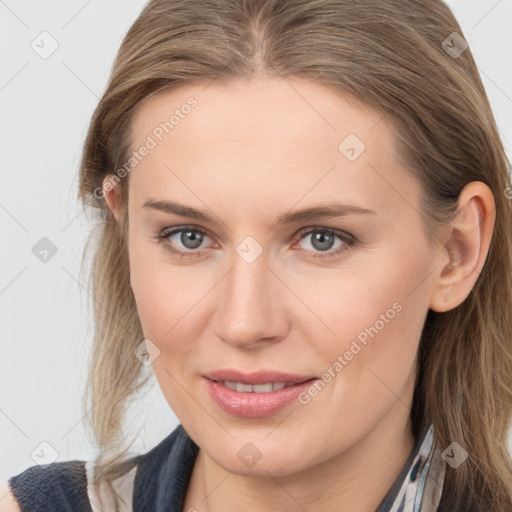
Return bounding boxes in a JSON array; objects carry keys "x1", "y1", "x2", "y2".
[{"x1": 204, "y1": 377, "x2": 318, "y2": 418}]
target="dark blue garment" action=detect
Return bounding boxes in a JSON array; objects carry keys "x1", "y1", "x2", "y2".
[
  {"x1": 8, "y1": 459, "x2": 92, "y2": 512},
  {"x1": 131, "y1": 424, "x2": 199, "y2": 511},
  {"x1": 8, "y1": 422, "x2": 454, "y2": 511},
  {"x1": 8, "y1": 425, "x2": 199, "y2": 512}
]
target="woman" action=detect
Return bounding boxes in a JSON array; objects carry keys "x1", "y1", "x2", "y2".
[{"x1": 3, "y1": 0, "x2": 512, "y2": 510}]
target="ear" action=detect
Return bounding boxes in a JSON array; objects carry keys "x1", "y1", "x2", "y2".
[
  {"x1": 102, "y1": 174, "x2": 132, "y2": 288},
  {"x1": 429, "y1": 181, "x2": 496, "y2": 313},
  {"x1": 102, "y1": 174, "x2": 122, "y2": 221}
]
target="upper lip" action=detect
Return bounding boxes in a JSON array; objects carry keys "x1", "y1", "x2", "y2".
[{"x1": 203, "y1": 369, "x2": 317, "y2": 385}]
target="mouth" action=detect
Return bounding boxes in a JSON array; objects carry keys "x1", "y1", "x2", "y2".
[{"x1": 203, "y1": 373, "x2": 319, "y2": 418}]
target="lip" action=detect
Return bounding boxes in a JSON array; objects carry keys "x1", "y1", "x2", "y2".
[
  {"x1": 203, "y1": 370, "x2": 318, "y2": 418},
  {"x1": 203, "y1": 369, "x2": 316, "y2": 385}
]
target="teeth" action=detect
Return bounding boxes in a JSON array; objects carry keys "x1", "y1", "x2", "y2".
[
  {"x1": 221, "y1": 381, "x2": 295, "y2": 393},
  {"x1": 252, "y1": 383, "x2": 275, "y2": 392},
  {"x1": 235, "y1": 382, "x2": 253, "y2": 392}
]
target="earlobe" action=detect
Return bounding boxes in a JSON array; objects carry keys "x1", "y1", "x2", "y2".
[{"x1": 429, "y1": 181, "x2": 495, "y2": 313}]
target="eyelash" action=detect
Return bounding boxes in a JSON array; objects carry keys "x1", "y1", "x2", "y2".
[{"x1": 154, "y1": 225, "x2": 356, "y2": 260}]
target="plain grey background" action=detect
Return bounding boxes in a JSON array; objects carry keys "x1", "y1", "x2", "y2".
[{"x1": 1, "y1": 0, "x2": 511, "y2": 482}]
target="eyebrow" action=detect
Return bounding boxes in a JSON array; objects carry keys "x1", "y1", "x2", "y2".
[{"x1": 141, "y1": 198, "x2": 377, "y2": 225}]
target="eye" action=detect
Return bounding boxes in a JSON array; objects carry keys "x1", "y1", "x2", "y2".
[
  {"x1": 155, "y1": 225, "x2": 356, "y2": 260},
  {"x1": 155, "y1": 226, "x2": 212, "y2": 259},
  {"x1": 293, "y1": 228, "x2": 355, "y2": 259}
]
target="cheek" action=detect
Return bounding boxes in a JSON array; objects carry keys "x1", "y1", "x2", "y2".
[
  {"x1": 290, "y1": 241, "x2": 432, "y2": 388},
  {"x1": 288, "y1": 269, "x2": 426, "y2": 451},
  {"x1": 128, "y1": 246, "x2": 204, "y2": 414},
  {"x1": 129, "y1": 239, "x2": 181, "y2": 338},
  {"x1": 128, "y1": 240, "x2": 217, "y2": 357}
]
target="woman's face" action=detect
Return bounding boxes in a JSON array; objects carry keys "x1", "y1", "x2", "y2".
[{"x1": 121, "y1": 77, "x2": 440, "y2": 476}]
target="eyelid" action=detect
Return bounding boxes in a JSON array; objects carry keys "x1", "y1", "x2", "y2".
[{"x1": 294, "y1": 225, "x2": 355, "y2": 242}]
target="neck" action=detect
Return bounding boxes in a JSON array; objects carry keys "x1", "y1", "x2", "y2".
[{"x1": 183, "y1": 400, "x2": 416, "y2": 512}]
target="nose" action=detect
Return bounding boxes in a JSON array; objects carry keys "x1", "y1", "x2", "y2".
[{"x1": 212, "y1": 251, "x2": 289, "y2": 350}]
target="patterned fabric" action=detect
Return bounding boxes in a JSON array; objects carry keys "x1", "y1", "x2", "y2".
[
  {"x1": 376, "y1": 423, "x2": 446, "y2": 511},
  {"x1": 9, "y1": 423, "x2": 446, "y2": 511}
]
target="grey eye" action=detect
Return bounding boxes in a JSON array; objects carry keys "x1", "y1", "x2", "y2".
[
  {"x1": 299, "y1": 230, "x2": 343, "y2": 252},
  {"x1": 169, "y1": 229, "x2": 206, "y2": 250}
]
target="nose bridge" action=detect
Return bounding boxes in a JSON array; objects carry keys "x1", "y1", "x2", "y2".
[{"x1": 213, "y1": 242, "x2": 285, "y2": 348}]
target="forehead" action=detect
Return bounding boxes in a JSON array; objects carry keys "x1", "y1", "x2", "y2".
[
  {"x1": 131, "y1": 78, "x2": 386, "y2": 153},
  {"x1": 127, "y1": 78, "x2": 420, "y2": 219}
]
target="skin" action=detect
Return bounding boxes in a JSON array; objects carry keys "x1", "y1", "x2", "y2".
[{"x1": 2, "y1": 77, "x2": 493, "y2": 512}]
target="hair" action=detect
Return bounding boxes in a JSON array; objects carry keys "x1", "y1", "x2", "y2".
[{"x1": 77, "y1": 0, "x2": 512, "y2": 509}]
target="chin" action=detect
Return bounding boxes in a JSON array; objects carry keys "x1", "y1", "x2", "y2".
[{"x1": 207, "y1": 441, "x2": 306, "y2": 477}]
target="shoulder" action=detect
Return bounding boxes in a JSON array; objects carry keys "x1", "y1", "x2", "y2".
[
  {"x1": 0, "y1": 482, "x2": 20, "y2": 512},
  {"x1": 6, "y1": 460, "x2": 91, "y2": 512}
]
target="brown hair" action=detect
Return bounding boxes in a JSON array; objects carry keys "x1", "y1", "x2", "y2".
[{"x1": 78, "y1": 0, "x2": 512, "y2": 509}]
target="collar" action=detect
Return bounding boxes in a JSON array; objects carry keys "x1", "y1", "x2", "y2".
[{"x1": 376, "y1": 423, "x2": 446, "y2": 511}]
